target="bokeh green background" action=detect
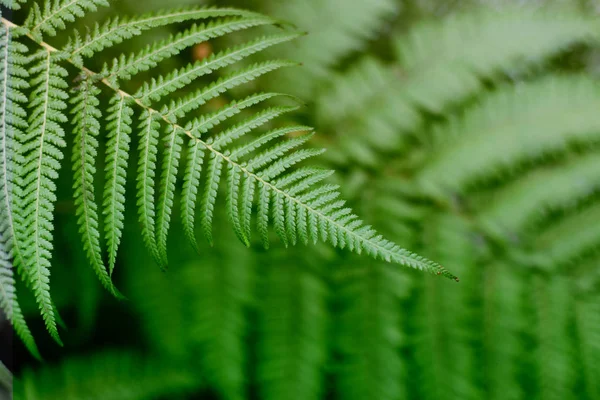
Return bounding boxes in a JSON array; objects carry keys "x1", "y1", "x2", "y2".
[{"x1": 5, "y1": 0, "x2": 600, "y2": 399}]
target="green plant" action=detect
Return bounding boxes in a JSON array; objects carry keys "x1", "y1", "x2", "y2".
[
  {"x1": 7, "y1": 1, "x2": 600, "y2": 400},
  {"x1": 0, "y1": 0, "x2": 457, "y2": 357}
]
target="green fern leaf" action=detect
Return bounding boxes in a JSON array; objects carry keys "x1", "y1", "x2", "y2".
[
  {"x1": 262, "y1": 0, "x2": 398, "y2": 97},
  {"x1": 15, "y1": 350, "x2": 200, "y2": 400},
  {"x1": 156, "y1": 124, "x2": 184, "y2": 267},
  {"x1": 71, "y1": 76, "x2": 122, "y2": 298},
  {"x1": 0, "y1": 24, "x2": 42, "y2": 358},
  {"x1": 25, "y1": 0, "x2": 110, "y2": 38},
  {"x1": 103, "y1": 94, "x2": 133, "y2": 275},
  {"x1": 0, "y1": 231, "x2": 41, "y2": 360},
  {"x1": 181, "y1": 138, "x2": 205, "y2": 253},
  {"x1": 136, "y1": 110, "x2": 161, "y2": 263},
  {"x1": 418, "y1": 76, "x2": 600, "y2": 199},
  {"x1": 257, "y1": 251, "x2": 328, "y2": 400},
  {"x1": 575, "y1": 289, "x2": 600, "y2": 400},
  {"x1": 0, "y1": 0, "x2": 27, "y2": 10},
  {"x1": 524, "y1": 202, "x2": 600, "y2": 269},
  {"x1": 337, "y1": 261, "x2": 409, "y2": 400},
  {"x1": 533, "y1": 275, "x2": 579, "y2": 400},
  {"x1": 200, "y1": 151, "x2": 223, "y2": 246},
  {"x1": 18, "y1": 49, "x2": 69, "y2": 345},
  {"x1": 478, "y1": 152, "x2": 600, "y2": 241},
  {"x1": 395, "y1": 8, "x2": 600, "y2": 114},
  {"x1": 103, "y1": 16, "x2": 274, "y2": 84},
  {"x1": 0, "y1": 21, "x2": 28, "y2": 276},
  {"x1": 137, "y1": 32, "x2": 301, "y2": 106},
  {"x1": 66, "y1": 6, "x2": 261, "y2": 63},
  {"x1": 165, "y1": 60, "x2": 297, "y2": 121}
]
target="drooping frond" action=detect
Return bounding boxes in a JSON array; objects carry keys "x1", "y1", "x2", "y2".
[
  {"x1": 136, "y1": 110, "x2": 161, "y2": 262},
  {"x1": 71, "y1": 76, "x2": 121, "y2": 297},
  {"x1": 0, "y1": 21, "x2": 28, "y2": 278},
  {"x1": 18, "y1": 49, "x2": 69, "y2": 345},
  {"x1": 417, "y1": 76, "x2": 600, "y2": 199},
  {"x1": 14, "y1": 351, "x2": 201, "y2": 400},
  {"x1": 102, "y1": 94, "x2": 133, "y2": 275},
  {"x1": 336, "y1": 260, "x2": 411, "y2": 400},
  {"x1": 24, "y1": 0, "x2": 110, "y2": 38},
  {"x1": 155, "y1": 125, "x2": 183, "y2": 267},
  {"x1": 418, "y1": 214, "x2": 485, "y2": 400},
  {"x1": 478, "y1": 152, "x2": 600, "y2": 241},
  {"x1": 0, "y1": 23, "x2": 41, "y2": 359},
  {"x1": 257, "y1": 250, "x2": 329, "y2": 400},
  {"x1": 533, "y1": 275, "x2": 579, "y2": 400},
  {"x1": 0, "y1": 230, "x2": 40, "y2": 360},
  {"x1": 574, "y1": 285, "x2": 600, "y2": 400},
  {"x1": 484, "y1": 262, "x2": 535, "y2": 400}
]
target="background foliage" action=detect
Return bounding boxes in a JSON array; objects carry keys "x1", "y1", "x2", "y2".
[{"x1": 2, "y1": 0, "x2": 600, "y2": 399}]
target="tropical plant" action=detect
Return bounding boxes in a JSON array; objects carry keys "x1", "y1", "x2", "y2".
[{"x1": 5, "y1": 1, "x2": 600, "y2": 400}]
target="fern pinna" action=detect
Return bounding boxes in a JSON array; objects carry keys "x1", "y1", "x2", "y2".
[{"x1": 0, "y1": 0, "x2": 456, "y2": 355}]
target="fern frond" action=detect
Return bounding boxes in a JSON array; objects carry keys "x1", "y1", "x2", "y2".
[
  {"x1": 484, "y1": 263, "x2": 534, "y2": 400},
  {"x1": 165, "y1": 60, "x2": 297, "y2": 121},
  {"x1": 0, "y1": 24, "x2": 42, "y2": 358},
  {"x1": 14, "y1": 350, "x2": 200, "y2": 400},
  {"x1": 337, "y1": 262, "x2": 409, "y2": 400},
  {"x1": 18, "y1": 49, "x2": 69, "y2": 345},
  {"x1": 181, "y1": 138, "x2": 205, "y2": 253},
  {"x1": 25, "y1": 0, "x2": 110, "y2": 39},
  {"x1": 533, "y1": 275, "x2": 579, "y2": 400},
  {"x1": 66, "y1": 6, "x2": 260, "y2": 63},
  {"x1": 314, "y1": 57, "x2": 420, "y2": 165},
  {"x1": 0, "y1": 22, "x2": 27, "y2": 274},
  {"x1": 178, "y1": 236, "x2": 254, "y2": 400},
  {"x1": 0, "y1": 230, "x2": 40, "y2": 360},
  {"x1": 575, "y1": 288, "x2": 600, "y2": 400},
  {"x1": 478, "y1": 152, "x2": 600, "y2": 241},
  {"x1": 136, "y1": 32, "x2": 301, "y2": 106},
  {"x1": 71, "y1": 76, "x2": 122, "y2": 297},
  {"x1": 2, "y1": 3, "x2": 463, "y2": 355},
  {"x1": 0, "y1": 0, "x2": 27, "y2": 10},
  {"x1": 102, "y1": 94, "x2": 133, "y2": 275},
  {"x1": 395, "y1": 7, "x2": 600, "y2": 114},
  {"x1": 156, "y1": 124, "x2": 183, "y2": 267},
  {"x1": 524, "y1": 202, "x2": 600, "y2": 269},
  {"x1": 263, "y1": 0, "x2": 398, "y2": 97},
  {"x1": 102, "y1": 16, "x2": 274, "y2": 84},
  {"x1": 257, "y1": 252, "x2": 328, "y2": 400},
  {"x1": 136, "y1": 110, "x2": 160, "y2": 262},
  {"x1": 199, "y1": 151, "x2": 223, "y2": 246},
  {"x1": 417, "y1": 76, "x2": 600, "y2": 199},
  {"x1": 316, "y1": 9, "x2": 600, "y2": 165},
  {"x1": 419, "y1": 214, "x2": 485, "y2": 400}
]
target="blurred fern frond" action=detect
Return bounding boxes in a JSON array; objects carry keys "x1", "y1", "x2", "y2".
[{"x1": 13, "y1": 351, "x2": 200, "y2": 400}]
